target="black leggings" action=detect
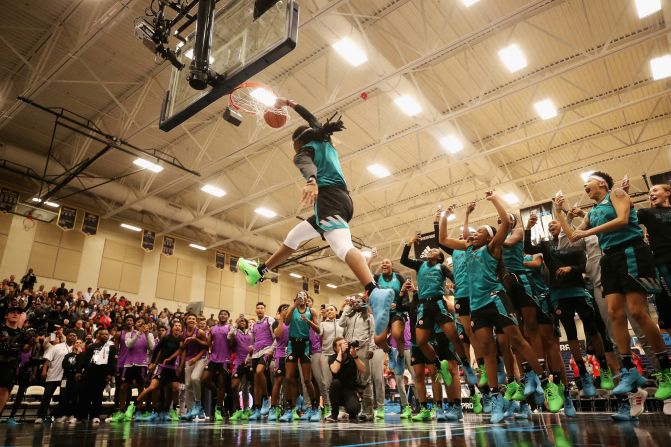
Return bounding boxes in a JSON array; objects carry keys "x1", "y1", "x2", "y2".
[
  {"x1": 328, "y1": 379, "x2": 360, "y2": 419},
  {"x1": 555, "y1": 297, "x2": 598, "y2": 340}
]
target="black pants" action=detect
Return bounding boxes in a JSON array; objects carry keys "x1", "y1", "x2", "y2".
[
  {"x1": 77, "y1": 373, "x2": 107, "y2": 420},
  {"x1": 555, "y1": 297, "x2": 598, "y2": 340},
  {"x1": 9, "y1": 370, "x2": 31, "y2": 418},
  {"x1": 37, "y1": 381, "x2": 61, "y2": 419},
  {"x1": 329, "y1": 379, "x2": 360, "y2": 419},
  {"x1": 57, "y1": 378, "x2": 79, "y2": 417}
]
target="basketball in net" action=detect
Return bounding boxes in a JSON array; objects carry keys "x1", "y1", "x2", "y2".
[{"x1": 228, "y1": 81, "x2": 289, "y2": 129}]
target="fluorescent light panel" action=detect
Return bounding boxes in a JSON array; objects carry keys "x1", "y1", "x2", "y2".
[
  {"x1": 332, "y1": 37, "x2": 368, "y2": 67},
  {"x1": 650, "y1": 54, "x2": 671, "y2": 80},
  {"x1": 362, "y1": 250, "x2": 373, "y2": 258},
  {"x1": 394, "y1": 95, "x2": 422, "y2": 116},
  {"x1": 326, "y1": 283, "x2": 338, "y2": 289},
  {"x1": 201, "y1": 184, "x2": 226, "y2": 197},
  {"x1": 503, "y1": 193, "x2": 520, "y2": 204},
  {"x1": 31, "y1": 197, "x2": 59, "y2": 207},
  {"x1": 462, "y1": 0, "x2": 480, "y2": 6},
  {"x1": 255, "y1": 207, "x2": 277, "y2": 218},
  {"x1": 534, "y1": 98, "x2": 558, "y2": 120},
  {"x1": 250, "y1": 88, "x2": 277, "y2": 107},
  {"x1": 189, "y1": 243, "x2": 206, "y2": 251},
  {"x1": 367, "y1": 163, "x2": 391, "y2": 178},
  {"x1": 120, "y1": 223, "x2": 142, "y2": 232},
  {"x1": 440, "y1": 135, "x2": 464, "y2": 154},
  {"x1": 498, "y1": 44, "x2": 527, "y2": 73},
  {"x1": 635, "y1": 0, "x2": 661, "y2": 18},
  {"x1": 289, "y1": 272, "x2": 302, "y2": 279},
  {"x1": 447, "y1": 213, "x2": 457, "y2": 222},
  {"x1": 133, "y1": 158, "x2": 163, "y2": 173}
]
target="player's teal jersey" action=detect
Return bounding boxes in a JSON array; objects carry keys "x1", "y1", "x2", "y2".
[{"x1": 303, "y1": 140, "x2": 347, "y2": 188}]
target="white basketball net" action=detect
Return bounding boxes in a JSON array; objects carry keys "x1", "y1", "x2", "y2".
[{"x1": 228, "y1": 82, "x2": 290, "y2": 129}]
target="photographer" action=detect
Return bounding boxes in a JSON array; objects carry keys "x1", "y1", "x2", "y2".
[{"x1": 327, "y1": 337, "x2": 366, "y2": 422}]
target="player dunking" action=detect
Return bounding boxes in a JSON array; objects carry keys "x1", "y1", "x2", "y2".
[{"x1": 237, "y1": 98, "x2": 394, "y2": 333}]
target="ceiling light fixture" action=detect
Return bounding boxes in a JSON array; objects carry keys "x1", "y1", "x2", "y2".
[
  {"x1": 189, "y1": 243, "x2": 206, "y2": 251},
  {"x1": 498, "y1": 44, "x2": 527, "y2": 73},
  {"x1": 326, "y1": 283, "x2": 338, "y2": 289},
  {"x1": 462, "y1": 0, "x2": 480, "y2": 6},
  {"x1": 332, "y1": 37, "x2": 368, "y2": 67},
  {"x1": 133, "y1": 158, "x2": 163, "y2": 173},
  {"x1": 534, "y1": 99, "x2": 558, "y2": 120},
  {"x1": 120, "y1": 223, "x2": 142, "y2": 232},
  {"x1": 250, "y1": 88, "x2": 277, "y2": 107},
  {"x1": 367, "y1": 163, "x2": 391, "y2": 178},
  {"x1": 650, "y1": 54, "x2": 671, "y2": 80},
  {"x1": 502, "y1": 193, "x2": 520, "y2": 204},
  {"x1": 635, "y1": 0, "x2": 662, "y2": 18},
  {"x1": 440, "y1": 135, "x2": 464, "y2": 154},
  {"x1": 201, "y1": 184, "x2": 226, "y2": 198},
  {"x1": 255, "y1": 207, "x2": 277, "y2": 218},
  {"x1": 394, "y1": 95, "x2": 422, "y2": 116},
  {"x1": 289, "y1": 272, "x2": 302, "y2": 279}
]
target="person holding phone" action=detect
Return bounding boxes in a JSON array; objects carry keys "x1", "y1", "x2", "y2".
[{"x1": 327, "y1": 337, "x2": 366, "y2": 422}]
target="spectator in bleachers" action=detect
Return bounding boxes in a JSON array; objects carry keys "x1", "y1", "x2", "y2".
[{"x1": 20, "y1": 269, "x2": 37, "y2": 292}]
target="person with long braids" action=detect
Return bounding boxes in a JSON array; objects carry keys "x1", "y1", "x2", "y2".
[
  {"x1": 559, "y1": 171, "x2": 671, "y2": 420},
  {"x1": 439, "y1": 191, "x2": 553, "y2": 424}
]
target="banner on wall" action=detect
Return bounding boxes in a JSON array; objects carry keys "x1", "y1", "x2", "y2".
[
  {"x1": 215, "y1": 251, "x2": 225, "y2": 269},
  {"x1": 229, "y1": 256, "x2": 239, "y2": 272},
  {"x1": 162, "y1": 236, "x2": 175, "y2": 256},
  {"x1": 520, "y1": 201, "x2": 553, "y2": 244},
  {"x1": 270, "y1": 267, "x2": 278, "y2": 283},
  {"x1": 302, "y1": 276, "x2": 308, "y2": 292},
  {"x1": 80, "y1": 212, "x2": 100, "y2": 236},
  {"x1": 0, "y1": 188, "x2": 19, "y2": 212},
  {"x1": 313, "y1": 280, "x2": 320, "y2": 295},
  {"x1": 142, "y1": 230, "x2": 155, "y2": 251},
  {"x1": 413, "y1": 231, "x2": 438, "y2": 259},
  {"x1": 56, "y1": 206, "x2": 77, "y2": 231}
]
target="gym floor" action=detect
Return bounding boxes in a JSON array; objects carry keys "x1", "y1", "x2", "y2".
[{"x1": 0, "y1": 413, "x2": 669, "y2": 446}]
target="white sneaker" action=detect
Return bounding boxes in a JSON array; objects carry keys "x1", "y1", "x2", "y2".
[
  {"x1": 104, "y1": 416, "x2": 112, "y2": 422},
  {"x1": 628, "y1": 388, "x2": 648, "y2": 417},
  {"x1": 92, "y1": 418, "x2": 101, "y2": 424},
  {"x1": 337, "y1": 412, "x2": 349, "y2": 421},
  {"x1": 34, "y1": 418, "x2": 43, "y2": 424},
  {"x1": 68, "y1": 416, "x2": 78, "y2": 424},
  {"x1": 664, "y1": 399, "x2": 671, "y2": 416},
  {"x1": 55, "y1": 416, "x2": 68, "y2": 423}
]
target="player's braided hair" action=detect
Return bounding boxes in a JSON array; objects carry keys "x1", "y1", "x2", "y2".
[{"x1": 292, "y1": 112, "x2": 346, "y2": 145}]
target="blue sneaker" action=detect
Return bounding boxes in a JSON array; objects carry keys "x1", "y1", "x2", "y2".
[
  {"x1": 248, "y1": 409, "x2": 262, "y2": 421},
  {"x1": 503, "y1": 399, "x2": 518, "y2": 419},
  {"x1": 497, "y1": 360, "x2": 506, "y2": 385},
  {"x1": 296, "y1": 395, "x2": 305, "y2": 411},
  {"x1": 6, "y1": 417, "x2": 18, "y2": 426},
  {"x1": 279, "y1": 409, "x2": 294, "y2": 422},
  {"x1": 436, "y1": 407, "x2": 447, "y2": 421},
  {"x1": 388, "y1": 348, "x2": 398, "y2": 374},
  {"x1": 564, "y1": 395, "x2": 577, "y2": 417},
  {"x1": 490, "y1": 395, "x2": 505, "y2": 423},
  {"x1": 463, "y1": 365, "x2": 478, "y2": 385},
  {"x1": 534, "y1": 391, "x2": 545, "y2": 406},
  {"x1": 268, "y1": 407, "x2": 281, "y2": 421},
  {"x1": 514, "y1": 402, "x2": 532, "y2": 419},
  {"x1": 146, "y1": 412, "x2": 160, "y2": 422},
  {"x1": 523, "y1": 371, "x2": 542, "y2": 397},
  {"x1": 369, "y1": 288, "x2": 394, "y2": 335},
  {"x1": 260, "y1": 398, "x2": 271, "y2": 416},
  {"x1": 611, "y1": 400, "x2": 635, "y2": 421},
  {"x1": 580, "y1": 372, "x2": 596, "y2": 397},
  {"x1": 309, "y1": 408, "x2": 322, "y2": 422},
  {"x1": 482, "y1": 393, "x2": 492, "y2": 414},
  {"x1": 394, "y1": 350, "x2": 405, "y2": 376},
  {"x1": 299, "y1": 408, "x2": 311, "y2": 421},
  {"x1": 612, "y1": 367, "x2": 647, "y2": 394},
  {"x1": 445, "y1": 404, "x2": 463, "y2": 421}
]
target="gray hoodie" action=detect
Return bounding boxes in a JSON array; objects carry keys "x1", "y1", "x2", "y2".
[{"x1": 338, "y1": 306, "x2": 375, "y2": 355}]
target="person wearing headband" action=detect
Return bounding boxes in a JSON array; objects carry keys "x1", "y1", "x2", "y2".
[
  {"x1": 438, "y1": 191, "x2": 551, "y2": 424},
  {"x1": 559, "y1": 170, "x2": 671, "y2": 419},
  {"x1": 236, "y1": 98, "x2": 395, "y2": 341}
]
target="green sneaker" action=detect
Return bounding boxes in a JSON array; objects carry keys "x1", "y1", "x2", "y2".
[
  {"x1": 374, "y1": 408, "x2": 385, "y2": 419},
  {"x1": 478, "y1": 367, "x2": 488, "y2": 387},
  {"x1": 229, "y1": 410, "x2": 244, "y2": 421},
  {"x1": 323, "y1": 405, "x2": 331, "y2": 417},
  {"x1": 439, "y1": 360, "x2": 452, "y2": 386},
  {"x1": 504, "y1": 381, "x2": 520, "y2": 401},
  {"x1": 429, "y1": 406, "x2": 436, "y2": 419},
  {"x1": 654, "y1": 368, "x2": 671, "y2": 400},
  {"x1": 241, "y1": 409, "x2": 252, "y2": 420},
  {"x1": 169, "y1": 408, "x2": 180, "y2": 422},
  {"x1": 558, "y1": 382, "x2": 566, "y2": 406},
  {"x1": 292, "y1": 409, "x2": 300, "y2": 420},
  {"x1": 124, "y1": 402, "x2": 136, "y2": 420},
  {"x1": 471, "y1": 393, "x2": 483, "y2": 414},
  {"x1": 512, "y1": 381, "x2": 526, "y2": 401},
  {"x1": 600, "y1": 368, "x2": 614, "y2": 391},
  {"x1": 110, "y1": 411, "x2": 126, "y2": 422},
  {"x1": 400, "y1": 405, "x2": 413, "y2": 419},
  {"x1": 214, "y1": 408, "x2": 224, "y2": 422},
  {"x1": 543, "y1": 381, "x2": 563, "y2": 413},
  {"x1": 237, "y1": 258, "x2": 263, "y2": 286},
  {"x1": 411, "y1": 408, "x2": 432, "y2": 422}
]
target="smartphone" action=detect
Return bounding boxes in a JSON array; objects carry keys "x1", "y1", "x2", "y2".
[
  {"x1": 239, "y1": 313, "x2": 245, "y2": 318},
  {"x1": 438, "y1": 203, "x2": 444, "y2": 213},
  {"x1": 555, "y1": 190, "x2": 563, "y2": 197},
  {"x1": 415, "y1": 230, "x2": 422, "y2": 237}
]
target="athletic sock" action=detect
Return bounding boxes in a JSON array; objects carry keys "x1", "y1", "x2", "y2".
[
  {"x1": 538, "y1": 373, "x2": 548, "y2": 385},
  {"x1": 477, "y1": 358, "x2": 484, "y2": 368},
  {"x1": 621, "y1": 355, "x2": 634, "y2": 370},
  {"x1": 364, "y1": 282, "x2": 377, "y2": 295},
  {"x1": 655, "y1": 352, "x2": 671, "y2": 369},
  {"x1": 497, "y1": 385, "x2": 506, "y2": 394},
  {"x1": 420, "y1": 401, "x2": 429, "y2": 409},
  {"x1": 451, "y1": 399, "x2": 461, "y2": 406},
  {"x1": 257, "y1": 263, "x2": 269, "y2": 276},
  {"x1": 522, "y1": 362, "x2": 532, "y2": 373},
  {"x1": 491, "y1": 391, "x2": 500, "y2": 399},
  {"x1": 482, "y1": 385, "x2": 491, "y2": 395},
  {"x1": 468, "y1": 384, "x2": 476, "y2": 395},
  {"x1": 443, "y1": 400, "x2": 450, "y2": 410},
  {"x1": 597, "y1": 356, "x2": 608, "y2": 369},
  {"x1": 434, "y1": 357, "x2": 441, "y2": 369},
  {"x1": 507, "y1": 376, "x2": 515, "y2": 384},
  {"x1": 311, "y1": 399, "x2": 318, "y2": 408},
  {"x1": 552, "y1": 372, "x2": 561, "y2": 385},
  {"x1": 286, "y1": 400, "x2": 293, "y2": 409},
  {"x1": 538, "y1": 359, "x2": 546, "y2": 372},
  {"x1": 576, "y1": 359, "x2": 587, "y2": 374}
]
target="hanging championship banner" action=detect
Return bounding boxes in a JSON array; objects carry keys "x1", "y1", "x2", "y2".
[
  {"x1": 313, "y1": 280, "x2": 320, "y2": 295},
  {"x1": 229, "y1": 256, "x2": 239, "y2": 272},
  {"x1": 57, "y1": 206, "x2": 77, "y2": 231},
  {"x1": 413, "y1": 231, "x2": 438, "y2": 259},
  {"x1": 302, "y1": 276, "x2": 308, "y2": 292},
  {"x1": 215, "y1": 251, "x2": 225, "y2": 269},
  {"x1": 142, "y1": 230, "x2": 155, "y2": 252},
  {"x1": 270, "y1": 267, "x2": 279, "y2": 283},
  {"x1": 520, "y1": 201, "x2": 553, "y2": 244},
  {"x1": 162, "y1": 236, "x2": 175, "y2": 256},
  {"x1": 80, "y1": 212, "x2": 100, "y2": 236},
  {"x1": 0, "y1": 188, "x2": 19, "y2": 212}
]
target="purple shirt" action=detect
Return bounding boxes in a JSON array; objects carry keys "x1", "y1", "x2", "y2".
[
  {"x1": 209, "y1": 324, "x2": 231, "y2": 364},
  {"x1": 182, "y1": 326, "x2": 205, "y2": 361},
  {"x1": 309, "y1": 328, "x2": 322, "y2": 354},
  {"x1": 117, "y1": 329, "x2": 128, "y2": 371},
  {"x1": 389, "y1": 320, "x2": 411, "y2": 350},
  {"x1": 233, "y1": 330, "x2": 252, "y2": 367},
  {"x1": 252, "y1": 317, "x2": 274, "y2": 353},
  {"x1": 274, "y1": 323, "x2": 289, "y2": 360},
  {"x1": 125, "y1": 330, "x2": 150, "y2": 366}
]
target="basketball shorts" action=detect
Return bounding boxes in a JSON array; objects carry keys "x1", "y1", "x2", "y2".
[
  {"x1": 205, "y1": 361, "x2": 230, "y2": 375},
  {"x1": 121, "y1": 365, "x2": 146, "y2": 384},
  {"x1": 156, "y1": 366, "x2": 179, "y2": 383},
  {"x1": 287, "y1": 337, "x2": 311, "y2": 363},
  {"x1": 553, "y1": 297, "x2": 598, "y2": 340},
  {"x1": 389, "y1": 310, "x2": 407, "y2": 325},
  {"x1": 416, "y1": 298, "x2": 453, "y2": 330},
  {"x1": 410, "y1": 346, "x2": 429, "y2": 366},
  {"x1": 656, "y1": 263, "x2": 671, "y2": 329},
  {"x1": 433, "y1": 332, "x2": 457, "y2": 363},
  {"x1": 471, "y1": 292, "x2": 518, "y2": 332},
  {"x1": 454, "y1": 297, "x2": 471, "y2": 317},
  {"x1": 251, "y1": 355, "x2": 272, "y2": 370},
  {"x1": 273, "y1": 357, "x2": 286, "y2": 377},
  {"x1": 0, "y1": 362, "x2": 17, "y2": 389},
  {"x1": 306, "y1": 186, "x2": 354, "y2": 234},
  {"x1": 600, "y1": 241, "x2": 660, "y2": 296},
  {"x1": 232, "y1": 364, "x2": 253, "y2": 381}
]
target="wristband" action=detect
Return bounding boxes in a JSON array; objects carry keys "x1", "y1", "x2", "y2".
[
  {"x1": 307, "y1": 176, "x2": 316, "y2": 184},
  {"x1": 352, "y1": 356, "x2": 358, "y2": 359},
  {"x1": 335, "y1": 359, "x2": 341, "y2": 363}
]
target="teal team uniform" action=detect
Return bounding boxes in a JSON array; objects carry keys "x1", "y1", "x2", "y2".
[
  {"x1": 375, "y1": 272, "x2": 407, "y2": 324},
  {"x1": 502, "y1": 232, "x2": 536, "y2": 308},
  {"x1": 287, "y1": 307, "x2": 312, "y2": 362},
  {"x1": 588, "y1": 192, "x2": 659, "y2": 296}
]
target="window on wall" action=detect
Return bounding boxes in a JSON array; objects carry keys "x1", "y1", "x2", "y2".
[
  {"x1": 156, "y1": 256, "x2": 192, "y2": 301},
  {"x1": 28, "y1": 221, "x2": 84, "y2": 282},
  {"x1": 98, "y1": 240, "x2": 144, "y2": 294}
]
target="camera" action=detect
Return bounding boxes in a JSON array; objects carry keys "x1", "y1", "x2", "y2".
[{"x1": 349, "y1": 340, "x2": 360, "y2": 349}]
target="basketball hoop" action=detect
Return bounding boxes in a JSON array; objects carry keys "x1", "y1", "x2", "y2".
[
  {"x1": 228, "y1": 81, "x2": 289, "y2": 128},
  {"x1": 23, "y1": 214, "x2": 35, "y2": 231}
]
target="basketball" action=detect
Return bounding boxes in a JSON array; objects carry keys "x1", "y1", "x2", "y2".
[{"x1": 264, "y1": 109, "x2": 287, "y2": 128}]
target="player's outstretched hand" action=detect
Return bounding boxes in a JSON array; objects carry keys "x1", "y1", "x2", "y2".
[{"x1": 302, "y1": 180, "x2": 318, "y2": 206}]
